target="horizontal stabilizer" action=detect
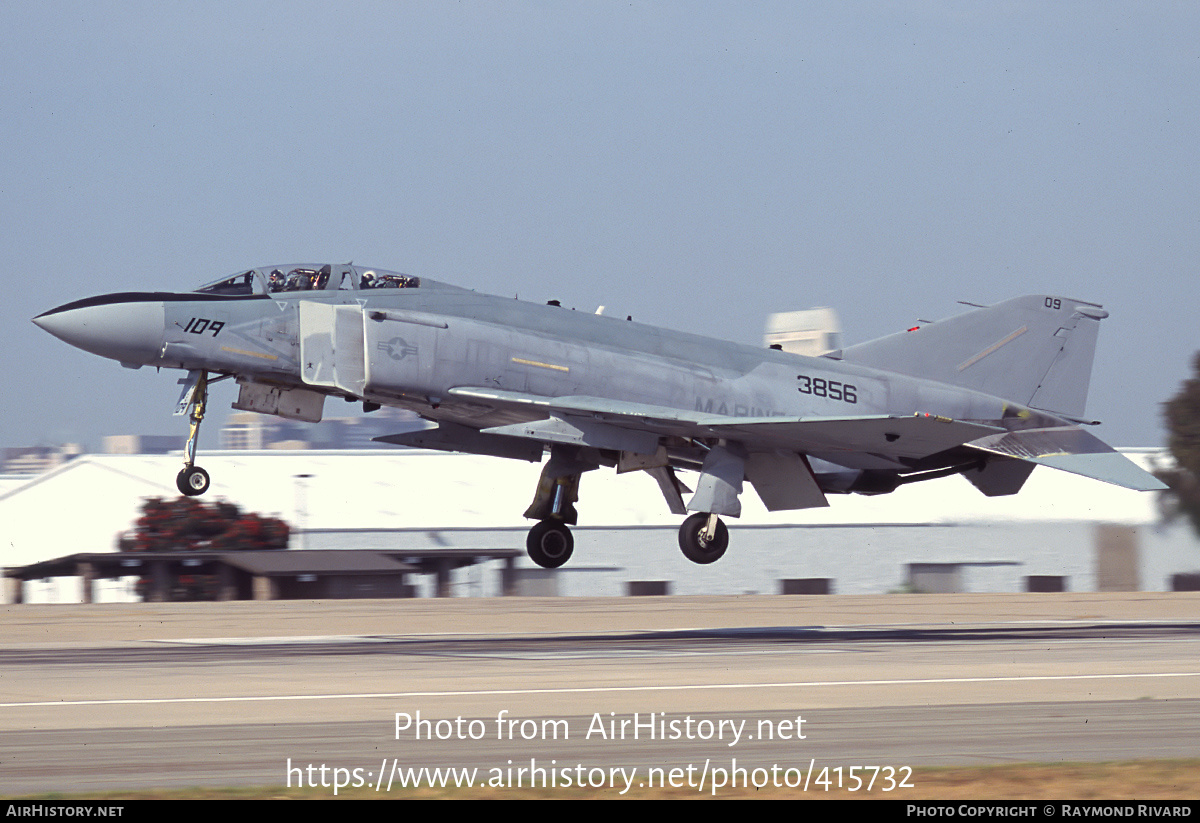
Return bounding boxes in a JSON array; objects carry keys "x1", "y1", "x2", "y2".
[{"x1": 966, "y1": 428, "x2": 1167, "y2": 491}]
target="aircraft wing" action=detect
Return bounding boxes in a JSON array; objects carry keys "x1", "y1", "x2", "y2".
[
  {"x1": 447, "y1": 387, "x2": 1004, "y2": 465},
  {"x1": 449, "y1": 387, "x2": 702, "y2": 431},
  {"x1": 693, "y1": 414, "x2": 1003, "y2": 461},
  {"x1": 444, "y1": 388, "x2": 1165, "y2": 490}
]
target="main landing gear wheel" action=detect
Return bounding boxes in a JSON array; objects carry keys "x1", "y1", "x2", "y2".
[
  {"x1": 526, "y1": 520, "x2": 574, "y2": 568},
  {"x1": 678, "y1": 512, "x2": 728, "y2": 564},
  {"x1": 176, "y1": 465, "x2": 210, "y2": 497}
]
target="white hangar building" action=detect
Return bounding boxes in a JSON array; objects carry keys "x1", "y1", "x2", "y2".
[{"x1": 0, "y1": 448, "x2": 1194, "y2": 602}]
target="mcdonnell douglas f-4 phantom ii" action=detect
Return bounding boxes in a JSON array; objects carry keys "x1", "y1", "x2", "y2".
[{"x1": 33, "y1": 263, "x2": 1165, "y2": 568}]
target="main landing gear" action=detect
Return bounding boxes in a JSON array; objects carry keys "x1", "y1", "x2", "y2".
[
  {"x1": 678, "y1": 512, "x2": 728, "y2": 564},
  {"x1": 175, "y1": 370, "x2": 211, "y2": 496},
  {"x1": 520, "y1": 442, "x2": 741, "y2": 568},
  {"x1": 523, "y1": 445, "x2": 591, "y2": 569},
  {"x1": 526, "y1": 519, "x2": 573, "y2": 568},
  {"x1": 674, "y1": 441, "x2": 740, "y2": 564},
  {"x1": 525, "y1": 512, "x2": 730, "y2": 568}
]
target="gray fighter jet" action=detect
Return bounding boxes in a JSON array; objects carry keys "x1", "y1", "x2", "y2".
[{"x1": 33, "y1": 263, "x2": 1165, "y2": 568}]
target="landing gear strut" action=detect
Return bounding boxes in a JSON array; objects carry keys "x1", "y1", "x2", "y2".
[
  {"x1": 523, "y1": 444, "x2": 597, "y2": 568},
  {"x1": 524, "y1": 476, "x2": 578, "y2": 569},
  {"x1": 678, "y1": 512, "x2": 728, "y2": 564},
  {"x1": 676, "y1": 441, "x2": 742, "y2": 563},
  {"x1": 175, "y1": 370, "x2": 210, "y2": 496},
  {"x1": 526, "y1": 520, "x2": 574, "y2": 568}
]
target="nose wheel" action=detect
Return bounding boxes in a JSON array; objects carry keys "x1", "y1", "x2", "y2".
[
  {"x1": 176, "y1": 465, "x2": 210, "y2": 496},
  {"x1": 176, "y1": 370, "x2": 211, "y2": 496},
  {"x1": 526, "y1": 520, "x2": 574, "y2": 568},
  {"x1": 678, "y1": 512, "x2": 728, "y2": 564}
]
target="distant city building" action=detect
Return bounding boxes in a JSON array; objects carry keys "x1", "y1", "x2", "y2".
[
  {"x1": 3, "y1": 410, "x2": 424, "y2": 479},
  {"x1": 220, "y1": 413, "x2": 273, "y2": 450},
  {"x1": 102, "y1": 435, "x2": 182, "y2": 455},
  {"x1": 219, "y1": 408, "x2": 422, "y2": 451},
  {"x1": 0, "y1": 444, "x2": 83, "y2": 475},
  {"x1": 762, "y1": 307, "x2": 842, "y2": 356}
]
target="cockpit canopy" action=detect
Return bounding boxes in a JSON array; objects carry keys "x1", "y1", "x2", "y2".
[{"x1": 194, "y1": 264, "x2": 420, "y2": 295}]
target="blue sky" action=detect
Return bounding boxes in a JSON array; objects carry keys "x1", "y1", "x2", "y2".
[{"x1": 4, "y1": 2, "x2": 1197, "y2": 451}]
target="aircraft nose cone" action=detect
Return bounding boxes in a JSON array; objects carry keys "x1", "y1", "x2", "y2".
[{"x1": 33, "y1": 297, "x2": 165, "y2": 367}]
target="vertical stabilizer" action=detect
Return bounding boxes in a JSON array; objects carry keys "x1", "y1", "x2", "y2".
[{"x1": 841, "y1": 295, "x2": 1108, "y2": 420}]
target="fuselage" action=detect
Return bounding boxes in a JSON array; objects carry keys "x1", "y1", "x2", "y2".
[
  {"x1": 36, "y1": 262, "x2": 1167, "y2": 569},
  {"x1": 33, "y1": 263, "x2": 1014, "y2": 477}
]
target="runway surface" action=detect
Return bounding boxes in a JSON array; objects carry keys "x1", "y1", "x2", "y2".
[{"x1": 2, "y1": 593, "x2": 1198, "y2": 796}]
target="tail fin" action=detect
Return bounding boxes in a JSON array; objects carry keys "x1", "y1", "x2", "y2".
[{"x1": 841, "y1": 295, "x2": 1108, "y2": 421}]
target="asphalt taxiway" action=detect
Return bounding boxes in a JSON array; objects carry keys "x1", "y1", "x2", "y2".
[{"x1": 2, "y1": 594, "x2": 1198, "y2": 795}]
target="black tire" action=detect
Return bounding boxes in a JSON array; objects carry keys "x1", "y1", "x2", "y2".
[
  {"x1": 176, "y1": 466, "x2": 210, "y2": 497},
  {"x1": 526, "y1": 520, "x2": 574, "y2": 568},
  {"x1": 678, "y1": 512, "x2": 728, "y2": 564}
]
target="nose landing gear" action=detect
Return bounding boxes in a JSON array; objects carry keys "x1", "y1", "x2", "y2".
[
  {"x1": 177, "y1": 465, "x2": 210, "y2": 496},
  {"x1": 175, "y1": 370, "x2": 211, "y2": 496}
]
